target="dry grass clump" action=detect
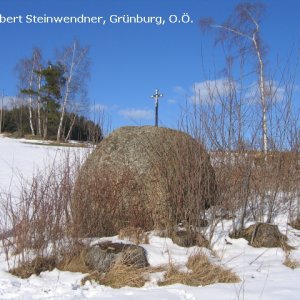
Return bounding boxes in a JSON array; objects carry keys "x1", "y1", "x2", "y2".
[
  {"x1": 290, "y1": 218, "x2": 300, "y2": 230},
  {"x1": 159, "y1": 251, "x2": 239, "y2": 286},
  {"x1": 231, "y1": 223, "x2": 292, "y2": 250},
  {"x1": 10, "y1": 256, "x2": 57, "y2": 278},
  {"x1": 283, "y1": 253, "x2": 300, "y2": 269},
  {"x1": 119, "y1": 226, "x2": 149, "y2": 244},
  {"x1": 58, "y1": 248, "x2": 90, "y2": 274},
  {"x1": 9, "y1": 247, "x2": 90, "y2": 279},
  {"x1": 96, "y1": 263, "x2": 147, "y2": 288},
  {"x1": 81, "y1": 259, "x2": 148, "y2": 288},
  {"x1": 158, "y1": 263, "x2": 197, "y2": 286},
  {"x1": 9, "y1": 247, "x2": 239, "y2": 288}
]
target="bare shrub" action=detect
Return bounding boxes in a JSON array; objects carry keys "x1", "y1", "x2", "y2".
[
  {"x1": 177, "y1": 26, "x2": 300, "y2": 234},
  {"x1": 0, "y1": 148, "x2": 86, "y2": 271},
  {"x1": 248, "y1": 151, "x2": 299, "y2": 224},
  {"x1": 152, "y1": 133, "x2": 217, "y2": 235},
  {"x1": 213, "y1": 150, "x2": 299, "y2": 235},
  {"x1": 58, "y1": 246, "x2": 90, "y2": 274},
  {"x1": 212, "y1": 152, "x2": 253, "y2": 233},
  {"x1": 72, "y1": 166, "x2": 153, "y2": 237},
  {"x1": 10, "y1": 256, "x2": 57, "y2": 278},
  {"x1": 180, "y1": 93, "x2": 300, "y2": 237},
  {"x1": 119, "y1": 226, "x2": 149, "y2": 244}
]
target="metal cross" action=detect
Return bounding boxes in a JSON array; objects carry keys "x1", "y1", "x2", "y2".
[{"x1": 151, "y1": 89, "x2": 163, "y2": 127}]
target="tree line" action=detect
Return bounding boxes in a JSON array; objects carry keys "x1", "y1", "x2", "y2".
[
  {"x1": 0, "y1": 105, "x2": 102, "y2": 142},
  {"x1": 0, "y1": 40, "x2": 103, "y2": 143}
]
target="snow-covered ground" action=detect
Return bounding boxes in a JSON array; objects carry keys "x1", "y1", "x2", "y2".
[
  {"x1": 0, "y1": 136, "x2": 88, "y2": 198},
  {"x1": 0, "y1": 135, "x2": 300, "y2": 299}
]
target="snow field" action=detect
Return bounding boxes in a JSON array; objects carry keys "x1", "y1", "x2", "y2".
[{"x1": 0, "y1": 135, "x2": 300, "y2": 299}]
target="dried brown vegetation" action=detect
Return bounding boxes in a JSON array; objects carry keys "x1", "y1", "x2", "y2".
[
  {"x1": 119, "y1": 226, "x2": 149, "y2": 244},
  {"x1": 10, "y1": 256, "x2": 57, "y2": 278},
  {"x1": 58, "y1": 247, "x2": 90, "y2": 274},
  {"x1": 283, "y1": 253, "x2": 300, "y2": 269},
  {"x1": 230, "y1": 223, "x2": 292, "y2": 249},
  {"x1": 159, "y1": 251, "x2": 239, "y2": 286},
  {"x1": 0, "y1": 149, "x2": 87, "y2": 274},
  {"x1": 81, "y1": 263, "x2": 148, "y2": 288},
  {"x1": 290, "y1": 218, "x2": 300, "y2": 230}
]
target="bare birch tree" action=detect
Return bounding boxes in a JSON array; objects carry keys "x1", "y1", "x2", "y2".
[
  {"x1": 33, "y1": 50, "x2": 43, "y2": 137},
  {"x1": 200, "y1": 2, "x2": 269, "y2": 155},
  {"x1": 56, "y1": 40, "x2": 90, "y2": 141},
  {"x1": 16, "y1": 48, "x2": 43, "y2": 136}
]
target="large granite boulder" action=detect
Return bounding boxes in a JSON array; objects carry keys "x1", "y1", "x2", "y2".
[
  {"x1": 72, "y1": 126, "x2": 217, "y2": 237},
  {"x1": 84, "y1": 241, "x2": 149, "y2": 272}
]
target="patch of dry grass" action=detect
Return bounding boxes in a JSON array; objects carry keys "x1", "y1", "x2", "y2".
[
  {"x1": 81, "y1": 262, "x2": 148, "y2": 288},
  {"x1": 10, "y1": 256, "x2": 57, "y2": 278},
  {"x1": 118, "y1": 226, "x2": 149, "y2": 244},
  {"x1": 58, "y1": 248, "x2": 90, "y2": 274},
  {"x1": 283, "y1": 253, "x2": 300, "y2": 269},
  {"x1": 80, "y1": 251, "x2": 165, "y2": 288},
  {"x1": 159, "y1": 251, "x2": 239, "y2": 286},
  {"x1": 290, "y1": 218, "x2": 300, "y2": 230},
  {"x1": 10, "y1": 247, "x2": 91, "y2": 279},
  {"x1": 97, "y1": 263, "x2": 148, "y2": 288},
  {"x1": 10, "y1": 248, "x2": 239, "y2": 288}
]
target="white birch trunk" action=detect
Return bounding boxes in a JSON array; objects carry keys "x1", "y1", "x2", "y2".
[
  {"x1": 28, "y1": 67, "x2": 35, "y2": 136},
  {"x1": 37, "y1": 71, "x2": 42, "y2": 137},
  {"x1": 43, "y1": 110, "x2": 48, "y2": 140},
  {"x1": 252, "y1": 33, "x2": 268, "y2": 155},
  {"x1": 65, "y1": 114, "x2": 76, "y2": 142},
  {"x1": 57, "y1": 42, "x2": 76, "y2": 142},
  {"x1": 212, "y1": 19, "x2": 268, "y2": 155}
]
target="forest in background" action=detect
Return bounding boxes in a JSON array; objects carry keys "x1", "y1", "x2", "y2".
[{"x1": 0, "y1": 40, "x2": 103, "y2": 143}]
